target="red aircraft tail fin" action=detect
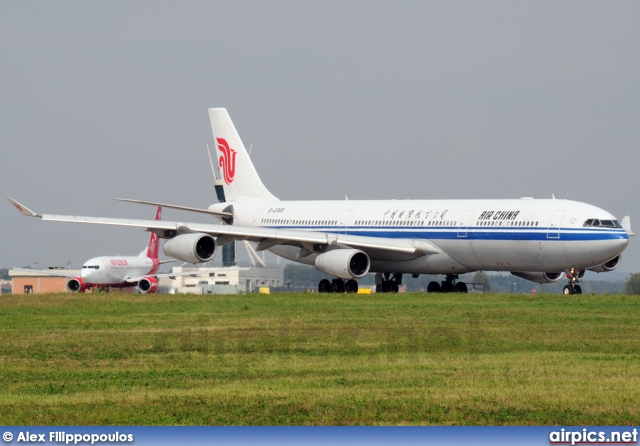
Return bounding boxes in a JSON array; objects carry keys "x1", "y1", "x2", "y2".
[{"x1": 142, "y1": 207, "x2": 161, "y2": 259}]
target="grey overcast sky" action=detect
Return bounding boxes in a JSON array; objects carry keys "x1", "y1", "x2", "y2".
[{"x1": 1, "y1": 1, "x2": 639, "y2": 275}]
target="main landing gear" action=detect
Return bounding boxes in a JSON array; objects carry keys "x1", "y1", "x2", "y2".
[
  {"x1": 563, "y1": 268, "x2": 584, "y2": 295},
  {"x1": 317, "y1": 273, "x2": 403, "y2": 294},
  {"x1": 375, "y1": 273, "x2": 402, "y2": 293},
  {"x1": 426, "y1": 274, "x2": 468, "y2": 294},
  {"x1": 318, "y1": 278, "x2": 359, "y2": 293}
]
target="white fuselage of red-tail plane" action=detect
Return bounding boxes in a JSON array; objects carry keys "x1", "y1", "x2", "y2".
[
  {"x1": 7, "y1": 108, "x2": 634, "y2": 295},
  {"x1": 74, "y1": 256, "x2": 160, "y2": 290}
]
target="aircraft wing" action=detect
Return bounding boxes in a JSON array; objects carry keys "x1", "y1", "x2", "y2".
[
  {"x1": 124, "y1": 270, "x2": 200, "y2": 283},
  {"x1": 7, "y1": 198, "x2": 442, "y2": 261},
  {"x1": 114, "y1": 198, "x2": 232, "y2": 218},
  {"x1": 11, "y1": 268, "x2": 79, "y2": 278}
]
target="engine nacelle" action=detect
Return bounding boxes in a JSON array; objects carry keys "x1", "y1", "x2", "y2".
[
  {"x1": 314, "y1": 249, "x2": 370, "y2": 280},
  {"x1": 138, "y1": 276, "x2": 159, "y2": 294},
  {"x1": 587, "y1": 255, "x2": 621, "y2": 273},
  {"x1": 511, "y1": 271, "x2": 564, "y2": 284},
  {"x1": 163, "y1": 233, "x2": 216, "y2": 263},
  {"x1": 67, "y1": 277, "x2": 86, "y2": 293}
]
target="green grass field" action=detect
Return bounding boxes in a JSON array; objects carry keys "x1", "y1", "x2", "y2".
[{"x1": 1, "y1": 292, "x2": 639, "y2": 425}]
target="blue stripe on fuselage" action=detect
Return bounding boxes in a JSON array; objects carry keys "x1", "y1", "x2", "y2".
[{"x1": 261, "y1": 225, "x2": 628, "y2": 242}]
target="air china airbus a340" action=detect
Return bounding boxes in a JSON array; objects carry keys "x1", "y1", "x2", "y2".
[
  {"x1": 10, "y1": 207, "x2": 193, "y2": 293},
  {"x1": 8, "y1": 108, "x2": 634, "y2": 294}
]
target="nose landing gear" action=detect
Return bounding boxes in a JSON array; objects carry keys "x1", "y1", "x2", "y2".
[{"x1": 563, "y1": 268, "x2": 584, "y2": 295}]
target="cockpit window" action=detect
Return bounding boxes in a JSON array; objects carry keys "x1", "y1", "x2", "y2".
[{"x1": 583, "y1": 219, "x2": 622, "y2": 228}]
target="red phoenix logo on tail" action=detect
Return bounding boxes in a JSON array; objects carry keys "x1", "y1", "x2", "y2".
[{"x1": 217, "y1": 137, "x2": 237, "y2": 185}]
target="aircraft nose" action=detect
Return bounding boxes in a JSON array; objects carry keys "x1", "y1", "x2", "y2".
[
  {"x1": 600, "y1": 235, "x2": 629, "y2": 260},
  {"x1": 612, "y1": 236, "x2": 629, "y2": 253},
  {"x1": 80, "y1": 267, "x2": 95, "y2": 281}
]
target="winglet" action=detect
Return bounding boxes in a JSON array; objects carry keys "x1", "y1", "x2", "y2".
[
  {"x1": 6, "y1": 198, "x2": 41, "y2": 218},
  {"x1": 621, "y1": 216, "x2": 635, "y2": 236}
]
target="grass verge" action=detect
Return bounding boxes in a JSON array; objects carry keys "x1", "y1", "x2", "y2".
[{"x1": 0, "y1": 292, "x2": 639, "y2": 425}]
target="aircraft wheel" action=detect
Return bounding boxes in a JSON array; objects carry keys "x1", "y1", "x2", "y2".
[
  {"x1": 331, "y1": 279, "x2": 345, "y2": 293},
  {"x1": 318, "y1": 279, "x2": 331, "y2": 293},
  {"x1": 345, "y1": 279, "x2": 359, "y2": 293},
  {"x1": 440, "y1": 281, "x2": 454, "y2": 293},
  {"x1": 427, "y1": 281, "x2": 440, "y2": 293},
  {"x1": 563, "y1": 284, "x2": 574, "y2": 295},
  {"x1": 454, "y1": 282, "x2": 468, "y2": 293},
  {"x1": 375, "y1": 284, "x2": 381, "y2": 293},
  {"x1": 381, "y1": 281, "x2": 392, "y2": 293},
  {"x1": 574, "y1": 285, "x2": 582, "y2": 295},
  {"x1": 391, "y1": 281, "x2": 399, "y2": 293}
]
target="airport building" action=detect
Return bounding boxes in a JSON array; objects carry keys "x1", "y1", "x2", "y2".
[
  {"x1": 1, "y1": 280, "x2": 12, "y2": 294},
  {"x1": 167, "y1": 266, "x2": 285, "y2": 294},
  {"x1": 7, "y1": 266, "x2": 284, "y2": 295},
  {"x1": 9, "y1": 268, "x2": 79, "y2": 294}
]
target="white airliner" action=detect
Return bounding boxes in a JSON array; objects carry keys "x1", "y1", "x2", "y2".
[
  {"x1": 7, "y1": 108, "x2": 634, "y2": 295},
  {"x1": 11, "y1": 207, "x2": 192, "y2": 293}
]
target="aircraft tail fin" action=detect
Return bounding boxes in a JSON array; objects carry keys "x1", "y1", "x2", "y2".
[
  {"x1": 208, "y1": 108, "x2": 278, "y2": 202},
  {"x1": 140, "y1": 207, "x2": 162, "y2": 258}
]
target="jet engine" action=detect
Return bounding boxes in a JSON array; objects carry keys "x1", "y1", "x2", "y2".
[
  {"x1": 587, "y1": 255, "x2": 621, "y2": 273},
  {"x1": 67, "y1": 277, "x2": 86, "y2": 293},
  {"x1": 510, "y1": 271, "x2": 564, "y2": 284},
  {"x1": 314, "y1": 249, "x2": 370, "y2": 280},
  {"x1": 163, "y1": 233, "x2": 216, "y2": 263},
  {"x1": 138, "y1": 277, "x2": 159, "y2": 294}
]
